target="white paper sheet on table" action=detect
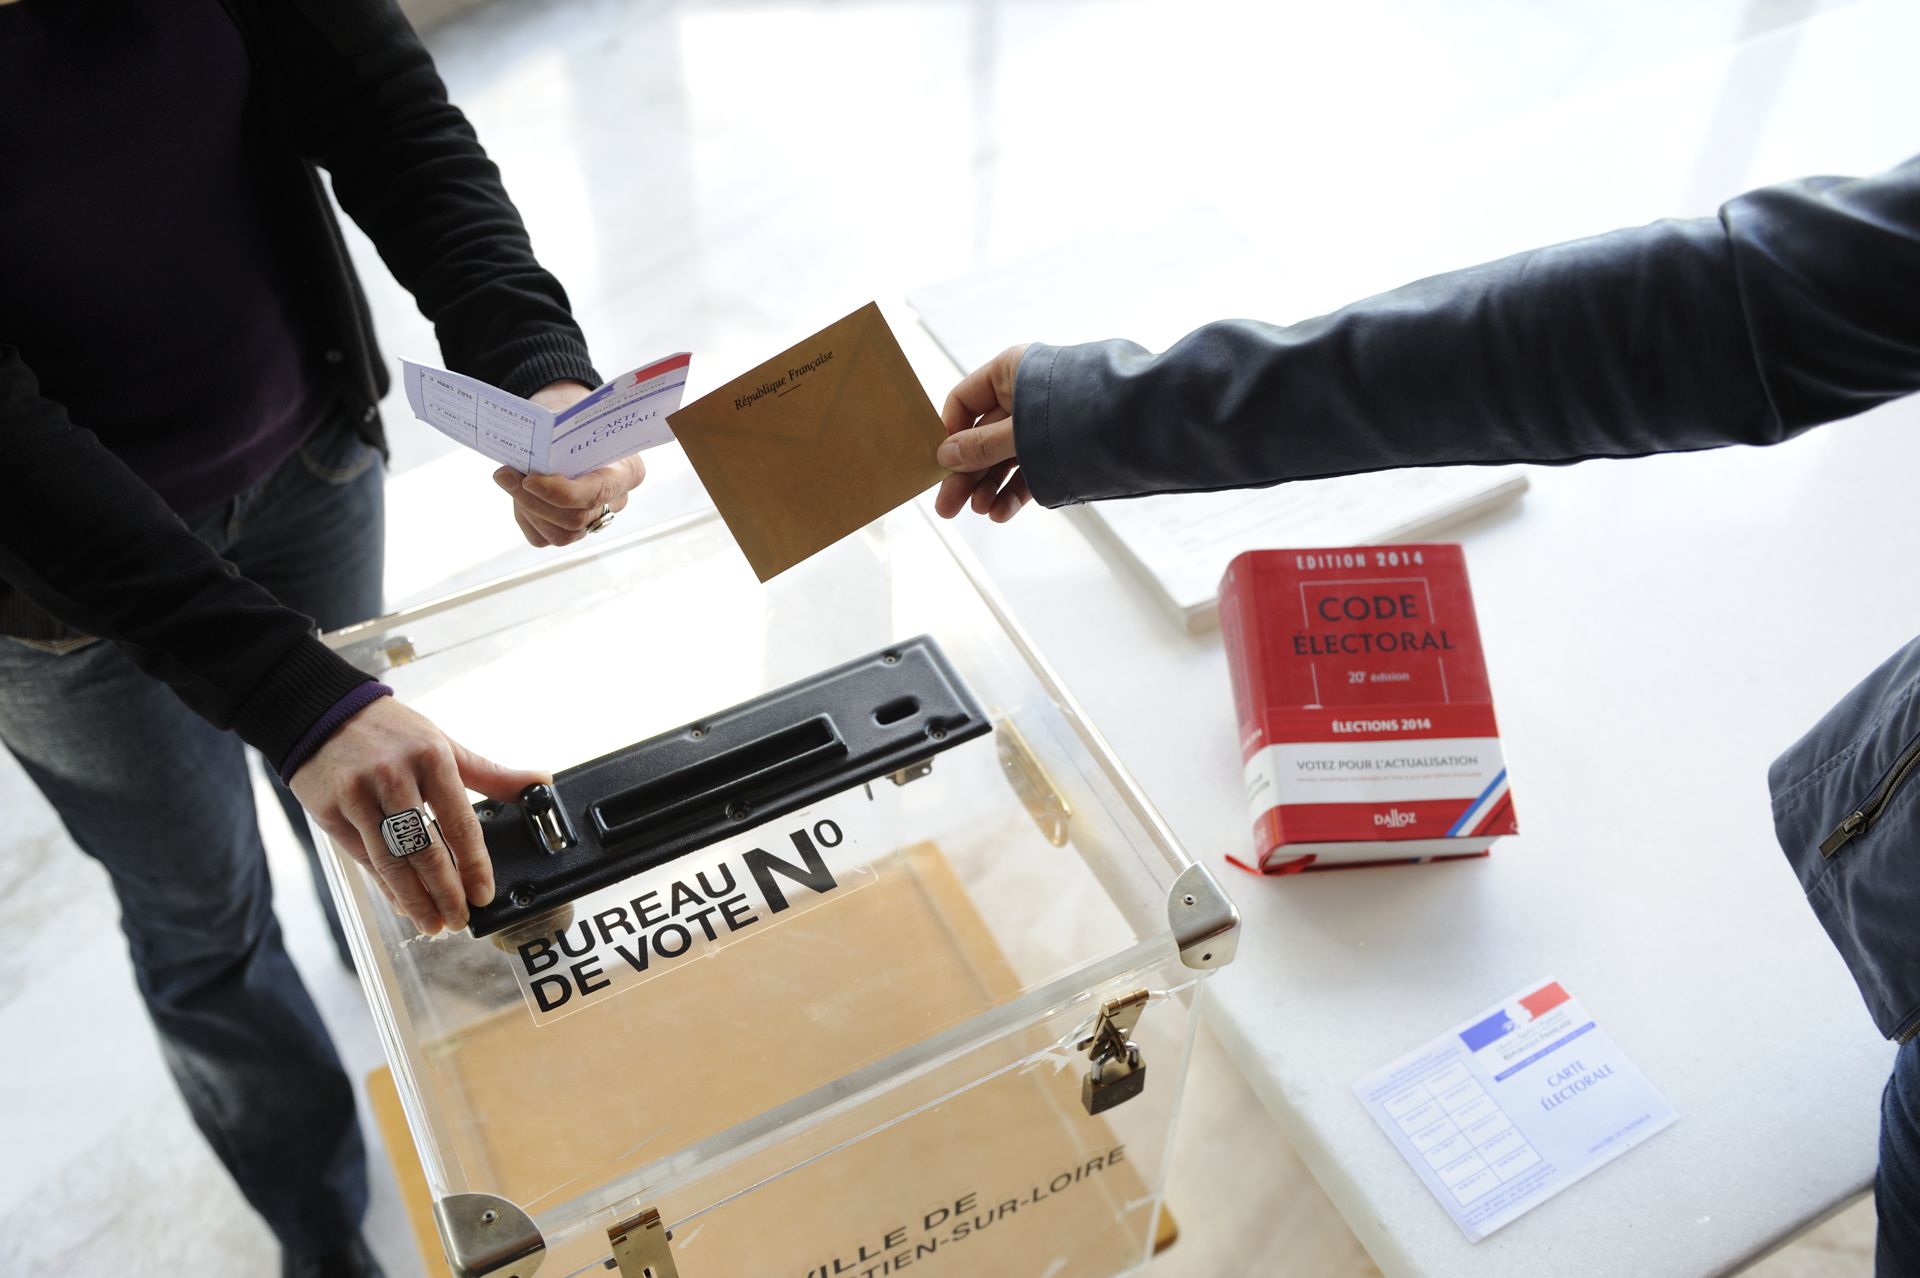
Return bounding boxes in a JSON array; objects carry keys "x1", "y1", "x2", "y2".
[
  {"x1": 402, "y1": 352, "x2": 692, "y2": 476},
  {"x1": 1079, "y1": 470, "x2": 1528, "y2": 631},
  {"x1": 909, "y1": 211, "x2": 1526, "y2": 633},
  {"x1": 1354, "y1": 977, "x2": 1677, "y2": 1242}
]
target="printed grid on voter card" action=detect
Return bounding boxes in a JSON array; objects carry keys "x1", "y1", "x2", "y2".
[
  {"x1": 1383, "y1": 1060, "x2": 1543, "y2": 1205},
  {"x1": 418, "y1": 371, "x2": 478, "y2": 444}
]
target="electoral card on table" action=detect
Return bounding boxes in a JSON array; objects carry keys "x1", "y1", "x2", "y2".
[
  {"x1": 402, "y1": 352, "x2": 692, "y2": 476},
  {"x1": 1354, "y1": 977, "x2": 1676, "y2": 1241}
]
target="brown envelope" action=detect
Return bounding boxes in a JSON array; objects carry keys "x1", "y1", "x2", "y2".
[{"x1": 667, "y1": 302, "x2": 949, "y2": 582}]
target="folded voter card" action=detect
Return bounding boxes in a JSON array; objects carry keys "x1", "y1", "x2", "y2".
[
  {"x1": 402, "y1": 353, "x2": 692, "y2": 477},
  {"x1": 1354, "y1": 977, "x2": 1676, "y2": 1241}
]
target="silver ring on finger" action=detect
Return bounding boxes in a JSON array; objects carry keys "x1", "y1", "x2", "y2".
[
  {"x1": 585, "y1": 502, "x2": 615, "y2": 534},
  {"x1": 379, "y1": 806, "x2": 440, "y2": 860}
]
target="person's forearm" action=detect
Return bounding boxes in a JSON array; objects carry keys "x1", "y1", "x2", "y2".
[
  {"x1": 1016, "y1": 157, "x2": 1920, "y2": 505},
  {"x1": 1015, "y1": 216, "x2": 1777, "y2": 504},
  {"x1": 260, "y1": 0, "x2": 599, "y2": 397},
  {"x1": 1, "y1": 349, "x2": 373, "y2": 769}
]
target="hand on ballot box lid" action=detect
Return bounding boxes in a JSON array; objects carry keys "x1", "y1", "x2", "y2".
[
  {"x1": 290, "y1": 696, "x2": 551, "y2": 937},
  {"x1": 491, "y1": 380, "x2": 647, "y2": 547},
  {"x1": 935, "y1": 344, "x2": 1032, "y2": 525}
]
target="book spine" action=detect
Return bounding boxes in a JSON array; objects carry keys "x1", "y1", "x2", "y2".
[
  {"x1": 1220, "y1": 560, "x2": 1255, "y2": 758},
  {"x1": 1221, "y1": 556, "x2": 1289, "y2": 865}
]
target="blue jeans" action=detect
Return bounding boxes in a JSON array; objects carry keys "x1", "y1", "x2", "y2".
[
  {"x1": 1883, "y1": 1037, "x2": 1920, "y2": 1275},
  {"x1": 0, "y1": 406, "x2": 384, "y2": 1257}
]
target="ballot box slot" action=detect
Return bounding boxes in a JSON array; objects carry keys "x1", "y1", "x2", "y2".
[
  {"x1": 592, "y1": 716, "x2": 847, "y2": 839},
  {"x1": 469, "y1": 635, "x2": 990, "y2": 937}
]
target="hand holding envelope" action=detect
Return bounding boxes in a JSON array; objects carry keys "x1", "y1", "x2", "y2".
[
  {"x1": 668, "y1": 303, "x2": 953, "y2": 581},
  {"x1": 932, "y1": 342, "x2": 1033, "y2": 524}
]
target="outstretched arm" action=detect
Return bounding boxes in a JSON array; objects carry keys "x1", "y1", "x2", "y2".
[{"x1": 937, "y1": 156, "x2": 1920, "y2": 515}]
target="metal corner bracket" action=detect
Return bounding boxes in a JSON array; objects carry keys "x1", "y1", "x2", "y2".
[
  {"x1": 1168, "y1": 862, "x2": 1239, "y2": 970},
  {"x1": 433, "y1": 1192, "x2": 545, "y2": 1278}
]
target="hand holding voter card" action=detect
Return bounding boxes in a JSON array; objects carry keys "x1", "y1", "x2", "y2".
[
  {"x1": 403, "y1": 353, "x2": 695, "y2": 547},
  {"x1": 495, "y1": 379, "x2": 648, "y2": 548}
]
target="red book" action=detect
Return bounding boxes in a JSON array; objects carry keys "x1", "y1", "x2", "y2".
[{"x1": 1218, "y1": 545, "x2": 1517, "y2": 874}]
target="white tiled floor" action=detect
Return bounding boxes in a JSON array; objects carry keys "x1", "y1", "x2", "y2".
[{"x1": 0, "y1": 0, "x2": 1894, "y2": 1272}]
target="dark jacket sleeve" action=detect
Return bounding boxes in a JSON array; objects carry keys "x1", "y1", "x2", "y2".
[
  {"x1": 1014, "y1": 156, "x2": 1920, "y2": 505},
  {"x1": 0, "y1": 347, "x2": 372, "y2": 771},
  {"x1": 254, "y1": 0, "x2": 600, "y2": 397}
]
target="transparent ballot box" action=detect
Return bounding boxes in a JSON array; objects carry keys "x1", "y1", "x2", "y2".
[{"x1": 318, "y1": 505, "x2": 1240, "y2": 1278}]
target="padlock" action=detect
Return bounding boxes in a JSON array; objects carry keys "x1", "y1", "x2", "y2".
[{"x1": 1081, "y1": 1044, "x2": 1147, "y2": 1115}]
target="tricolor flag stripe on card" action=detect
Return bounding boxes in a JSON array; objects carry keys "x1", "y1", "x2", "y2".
[
  {"x1": 1519, "y1": 980, "x2": 1570, "y2": 1019},
  {"x1": 630, "y1": 352, "x2": 694, "y2": 383},
  {"x1": 1459, "y1": 1008, "x2": 1518, "y2": 1052},
  {"x1": 1446, "y1": 769, "x2": 1510, "y2": 837},
  {"x1": 1457, "y1": 979, "x2": 1570, "y2": 1052}
]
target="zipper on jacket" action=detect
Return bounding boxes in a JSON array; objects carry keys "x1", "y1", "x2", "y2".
[
  {"x1": 1820, "y1": 734, "x2": 1920, "y2": 858},
  {"x1": 1897, "y1": 1007, "x2": 1920, "y2": 1046}
]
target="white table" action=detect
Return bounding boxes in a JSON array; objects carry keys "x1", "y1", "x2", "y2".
[
  {"x1": 899, "y1": 5, "x2": 1919, "y2": 1271},
  {"x1": 935, "y1": 421, "x2": 1910, "y2": 1277}
]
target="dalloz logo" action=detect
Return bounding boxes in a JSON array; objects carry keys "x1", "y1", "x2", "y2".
[{"x1": 1373, "y1": 808, "x2": 1418, "y2": 829}]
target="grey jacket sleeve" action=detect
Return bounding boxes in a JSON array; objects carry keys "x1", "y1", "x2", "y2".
[{"x1": 1013, "y1": 155, "x2": 1920, "y2": 506}]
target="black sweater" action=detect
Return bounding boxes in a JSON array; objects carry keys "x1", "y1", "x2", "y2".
[
  {"x1": 0, "y1": 0, "x2": 600, "y2": 772},
  {"x1": 1, "y1": 0, "x2": 334, "y2": 514}
]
